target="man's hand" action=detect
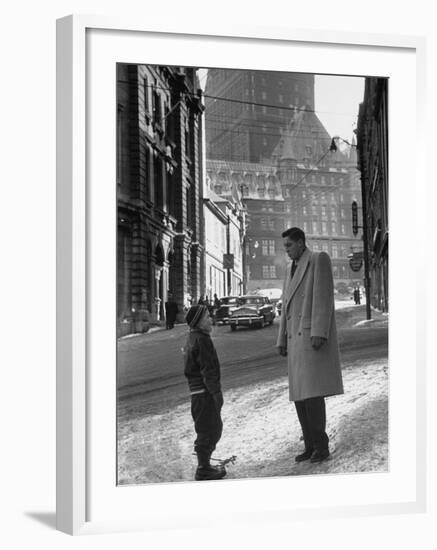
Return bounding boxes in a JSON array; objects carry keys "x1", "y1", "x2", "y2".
[
  {"x1": 278, "y1": 346, "x2": 288, "y2": 357},
  {"x1": 311, "y1": 336, "x2": 327, "y2": 350},
  {"x1": 213, "y1": 391, "x2": 224, "y2": 411}
]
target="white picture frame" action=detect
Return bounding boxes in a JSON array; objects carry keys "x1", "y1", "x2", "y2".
[{"x1": 56, "y1": 14, "x2": 427, "y2": 535}]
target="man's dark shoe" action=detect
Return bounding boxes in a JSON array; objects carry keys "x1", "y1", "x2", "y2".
[
  {"x1": 295, "y1": 449, "x2": 313, "y2": 462},
  {"x1": 195, "y1": 465, "x2": 226, "y2": 481},
  {"x1": 310, "y1": 449, "x2": 330, "y2": 463}
]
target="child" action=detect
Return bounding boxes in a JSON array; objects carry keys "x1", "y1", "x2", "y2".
[{"x1": 184, "y1": 305, "x2": 226, "y2": 481}]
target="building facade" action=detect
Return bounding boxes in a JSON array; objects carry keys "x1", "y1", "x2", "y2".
[
  {"x1": 117, "y1": 64, "x2": 204, "y2": 336},
  {"x1": 273, "y1": 107, "x2": 363, "y2": 290},
  {"x1": 205, "y1": 69, "x2": 363, "y2": 293},
  {"x1": 206, "y1": 160, "x2": 284, "y2": 292},
  {"x1": 203, "y1": 187, "x2": 244, "y2": 298},
  {"x1": 356, "y1": 78, "x2": 389, "y2": 312},
  {"x1": 205, "y1": 69, "x2": 315, "y2": 163}
]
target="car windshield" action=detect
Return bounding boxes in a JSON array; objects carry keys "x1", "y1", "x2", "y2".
[
  {"x1": 238, "y1": 297, "x2": 265, "y2": 306},
  {"x1": 220, "y1": 297, "x2": 238, "y2": 305}
]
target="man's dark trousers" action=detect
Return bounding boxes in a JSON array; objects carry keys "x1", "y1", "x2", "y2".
[
  {"x1": 294, "y1": 396, "x2": 329, "y2": 451},
  {"x1": 191, "y1": 393, "x2": 223, "y2": 457}
]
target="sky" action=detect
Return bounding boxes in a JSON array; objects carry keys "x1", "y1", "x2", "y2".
[
  {"x1": 198, "y1": 69, "x2": 365, "y2": 146},
  {"x1": 315, "y1": 74, "x2": 365, "y2": 145}
]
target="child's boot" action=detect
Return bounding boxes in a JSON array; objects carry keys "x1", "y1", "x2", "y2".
[{"x1": 195, "y1": 451, "x2": 226, "y2": 481}]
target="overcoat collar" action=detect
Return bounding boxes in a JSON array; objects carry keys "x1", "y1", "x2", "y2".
[{"x1": 285, "y1": 247, "x2": 311, "y2": 309}]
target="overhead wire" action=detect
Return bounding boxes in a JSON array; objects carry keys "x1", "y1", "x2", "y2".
[{"x1": 120, "y1": 77, "x2": 361, "y2": 228}]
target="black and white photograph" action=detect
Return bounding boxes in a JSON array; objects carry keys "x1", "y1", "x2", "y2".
[{"x1": 116, "y1": 64, "x2": 388, "y2": 485}]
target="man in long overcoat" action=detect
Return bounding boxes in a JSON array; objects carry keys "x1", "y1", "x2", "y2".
[{"x1": 277, "y1": 227, "x2": 343, "y2": 463}]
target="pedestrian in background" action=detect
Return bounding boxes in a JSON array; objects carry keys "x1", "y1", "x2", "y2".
[
  {"x1": 164, "y1": 294, "x2": 178, "y2": 329},
  {"x1": 353, "y1": 287, "x2": 361, "y2": 305},
  {"x1": 184, "y1": 305, "x2": 226, "y2": 481},
  {"x1": 277, "y1": 227, "x2": 344, "y2": 463}
]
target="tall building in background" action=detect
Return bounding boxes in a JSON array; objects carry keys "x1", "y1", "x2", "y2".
[
  {"x1": 205, "y1": 69, "x2": 363, "y2": 293},
  {"x1": 205, "y1": 70, "x2": 315, "y2": 163},
  {"x1": 357, "y1": 78, "x2": 389, "y2": 312},
  {"x1": 117, "y1": 64, "x2": 204, "y2": 336}
]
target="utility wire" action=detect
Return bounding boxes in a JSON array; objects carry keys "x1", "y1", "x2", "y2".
[{"x1": 137, "y1": 83, "x2": 361, "y2": 120}]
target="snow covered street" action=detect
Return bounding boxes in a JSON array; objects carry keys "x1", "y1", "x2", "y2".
[{"x1": 118, "y1": 307, "x2": 388, "y2": 484}]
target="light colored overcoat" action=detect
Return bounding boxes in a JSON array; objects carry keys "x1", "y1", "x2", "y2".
[{"x1": 276, "y1": 248, "x2": 344, "y2": 401}]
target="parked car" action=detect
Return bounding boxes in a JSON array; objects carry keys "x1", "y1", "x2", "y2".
[
  {"x1": 214, "y1": 296, "x2": 240, "y2": 324},
  {"x1": 229, "y1": 295, "x2": 276, "y2": 331}
]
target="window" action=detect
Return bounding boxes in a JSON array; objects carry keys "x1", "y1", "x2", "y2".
[
  {"x1": 261, "y1": 91, "x2": 267, "y2": 100},
  {"x1": 143, "y1": 77, "x2": 149, "y2": 113},
  {"x1": 154, "y1": 156, "x2": 163, "y2": 208},
  {"x1": 321, "y1": 205, "x2": 327, "y2": 217},
  {"x1": 312, "y1": 221, "x2": 318, "y2": 234},
  {"x1": 152, "y1": 89, "x2": 162, "y2": 125},
  {"x1": 303, "y1": 206, "x2": 308, "y2": 215},
  {"x1": 312, "y1": 204, "x2": 317, "y2": 216},
  {"x1": 332, "y1": 245, "x2": 338, "y2": 258},
  {"x1": 185, "y1": 124, "x2": 191, "y2": 159},
  {"x1": 341, "y1": 223, "x2": 346, "y2": 234},
  {"x1": 332, "y1": 221, "x2": 337, "y2": 234},
  {"x1": 322, "y1": 222, "x2": 328, "y2": 234},
  {"x1": 333, "y1": 265, "x2": 339, "y2": 278},
  {"x1": 331, "y1": 205, "x2": 337, "y2": 219},
  {"x1": 262, "y1": 265, "x2": 277, "y2": 279},
  {"x1": 303, "y1": 221, "x2": 308, "y2": 232},
  {"x1": 261, "y1": 239, "x2": 275, "y2": 256},
  {"x1": 279, "y1": 94, "x2": 284, "y2": 104},
  {"x1": 322, "y1": 242, "x2": 329, "y2": 252}
]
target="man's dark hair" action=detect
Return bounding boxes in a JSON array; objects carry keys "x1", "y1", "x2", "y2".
[{"x1": 281, "y1": 227, "x2": 306, "y2": 244}]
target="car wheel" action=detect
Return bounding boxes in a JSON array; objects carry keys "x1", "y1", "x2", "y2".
[{"x1": 230, "y1": 324, "x2": 236, "y2": 331}]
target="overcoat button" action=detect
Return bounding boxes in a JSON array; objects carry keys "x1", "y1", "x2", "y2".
[{"x1": 298, "y1": 332, "x2": 301, "y2": 335}]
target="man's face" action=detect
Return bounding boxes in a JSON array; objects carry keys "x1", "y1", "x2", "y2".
[{"x1": 283, "y1": 237, "x2": 304, "y2": 260}]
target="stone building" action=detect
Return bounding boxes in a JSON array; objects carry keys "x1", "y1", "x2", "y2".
[
  {"x1": 205, "y1": 69, "x2": 363, "y2": 292},
  {"x1": 203, "y1": 186, "x2": 244, "y2": 298},
  {"x1": 356, "y1": 78, "x2": 389, "y2": 312},
  {"x1": 206, "y1": 159, "x2": 284, "y2": 292},
  {"x1": 117, "y1": 64, "x2": 204, "y2": 336},
  {"x1": 273, "y1": 107, "x2": 363, "y2": 289}
]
